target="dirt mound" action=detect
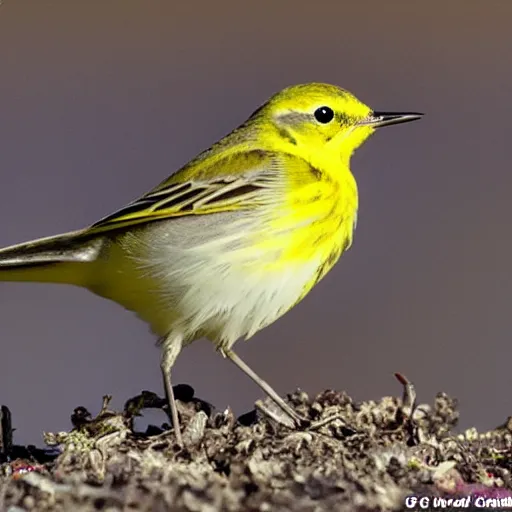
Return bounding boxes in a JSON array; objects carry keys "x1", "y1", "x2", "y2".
[{"x1": 1, "y1": 376, "x2": 511, "y2": 511}]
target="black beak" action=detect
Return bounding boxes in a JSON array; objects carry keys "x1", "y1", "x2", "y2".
[{"x1": 359, "y1": 111, "x2": 423, "y2": 128}]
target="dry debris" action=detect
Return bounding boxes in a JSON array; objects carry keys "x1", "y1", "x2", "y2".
[{"x1": 1, "y1": 376, "x2": 512, "y2": 511}]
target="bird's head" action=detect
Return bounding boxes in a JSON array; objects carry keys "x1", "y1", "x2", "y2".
[{"x1": 251, "y1": 83, "x2": 422, "y2": 162}]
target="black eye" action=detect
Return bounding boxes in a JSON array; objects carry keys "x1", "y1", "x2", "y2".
[{"x1": 314, "y1": 106, "x2": 334, "y2": 124}]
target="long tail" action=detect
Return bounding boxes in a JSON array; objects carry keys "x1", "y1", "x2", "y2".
[{"x1": 0, "y1": 229, "x2": 105, "y2": 286}]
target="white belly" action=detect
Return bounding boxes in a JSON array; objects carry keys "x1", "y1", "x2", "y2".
[{"x1": 89, "y1": 211, "x2": 322, "y2": 348}]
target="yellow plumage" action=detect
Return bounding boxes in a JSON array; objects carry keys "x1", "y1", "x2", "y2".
[{"x1": 0, "y1": 83, "x2": 422, "y2": 444}]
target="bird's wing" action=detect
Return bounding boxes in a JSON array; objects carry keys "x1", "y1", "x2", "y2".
[{"x1": 88, "y1": 149, "x2": 293, "y2": 234}]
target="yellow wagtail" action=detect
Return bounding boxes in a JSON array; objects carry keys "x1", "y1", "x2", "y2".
[{"x1": 0, "y1": 83, "x2": 421, "y2": 445}]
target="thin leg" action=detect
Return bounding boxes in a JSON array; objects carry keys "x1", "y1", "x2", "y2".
[
  {"x1": 222, "y1": 348, "x2": 309, "y2": 427},
  {"x1": 160, "y1": 334, "x2": 184, "y2": 446}
]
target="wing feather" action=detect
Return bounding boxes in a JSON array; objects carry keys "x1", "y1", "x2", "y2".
[{"x1": 89, "y1": 150, "x2": 281, "y2": 234}]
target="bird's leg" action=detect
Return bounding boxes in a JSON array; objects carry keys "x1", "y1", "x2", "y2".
[
  {"x1": 160, "y1": 334, "x2": 184, "y2": 446},
  {"x1": 222, "y1": 348, "x2": 310, "y2": 428},
  {"x1": 223, "y1": 349, "x2": 347, "y2": 431}
]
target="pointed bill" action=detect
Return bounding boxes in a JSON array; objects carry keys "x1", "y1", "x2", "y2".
[{"x1": 359, "y1": 111, "x2": 423, "y2": 128}]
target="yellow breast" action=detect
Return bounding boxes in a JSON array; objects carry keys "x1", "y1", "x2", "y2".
[
  {"x1": 256, "y1": 153, "x2": 357, "y2": 267},
  {"x1": 245, "y1": 153, "x2": 358, "y2": 313}
]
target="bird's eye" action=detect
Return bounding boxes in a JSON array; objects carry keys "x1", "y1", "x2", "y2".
[{"x1": 314, "y1": 106, "x2": 334, "y2": 124}]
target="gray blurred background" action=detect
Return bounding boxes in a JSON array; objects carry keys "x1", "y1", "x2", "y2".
[{"x1": 0, "y1": 1, "x2": 510, "y2": 444}]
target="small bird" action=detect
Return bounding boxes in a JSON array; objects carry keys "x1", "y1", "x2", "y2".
[{"x1": 0, "y1": 83, "x2": 421, "y2": 445}]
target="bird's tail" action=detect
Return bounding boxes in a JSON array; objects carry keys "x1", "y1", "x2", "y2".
[{"x1": 0, "y1": 229, "x2": 104, "y2": 287}]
